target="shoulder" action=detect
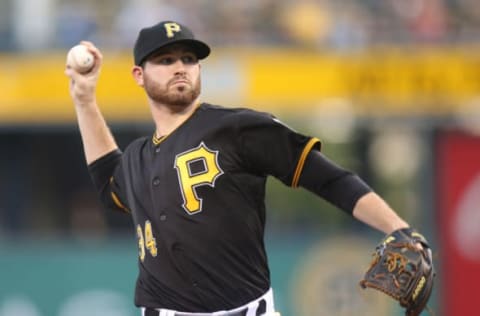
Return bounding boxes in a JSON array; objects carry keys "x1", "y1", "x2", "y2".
[
  {"x1": 122, "y1": 136, "x2": 151, "y2": 155},
  {"x1": 199, "y1": 102, "x2": 275, "y2": 126}
]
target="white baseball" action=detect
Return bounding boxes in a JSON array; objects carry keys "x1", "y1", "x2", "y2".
[{"x1": 66, "y1": 44, "x2": 95, "y2": 73}]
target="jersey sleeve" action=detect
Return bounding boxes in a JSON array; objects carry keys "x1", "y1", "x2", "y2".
[
  {"x1": 88, "y1": 149, "x2": 130, "y2": 213},
  {"x1": 236, "y1": 111, "x2": 320, "y2": 187},
  {"x1": 298, "y1": 150, "x2": 372, "y2": 214}
]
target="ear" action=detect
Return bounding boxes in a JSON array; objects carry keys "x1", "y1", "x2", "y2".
[{"x1": 131, "y1": 65, "x2": 144, "y2": 86}]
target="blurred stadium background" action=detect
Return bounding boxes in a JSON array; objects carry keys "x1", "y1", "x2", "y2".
[{"x1": 1, "y1": 0, "x2": 480, "y2": 315}]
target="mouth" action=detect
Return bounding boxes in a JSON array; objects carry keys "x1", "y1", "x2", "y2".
[
  {"x1": 172, "y1": 81, "x2": 188, "y2": 86},
  {"x1": 170, "y1": 78, "x2": 190, "y2": 86}
]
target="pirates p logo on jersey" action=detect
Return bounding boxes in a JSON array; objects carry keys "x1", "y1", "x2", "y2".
[{"x1": 174, "y1": 142, "x2": 224, "y2": 214}]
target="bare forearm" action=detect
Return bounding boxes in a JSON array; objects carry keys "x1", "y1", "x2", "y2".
[
  {"x1": 65, "y1": 42, "x2": 118, "y2": 165},
  {"x1": 352, "y1": 192, "x2": 409, "y2": 234},
  {"x1": 75, "y1": 101, "x2": 118, "y2": 165}
]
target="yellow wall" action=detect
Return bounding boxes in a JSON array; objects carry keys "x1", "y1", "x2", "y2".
[
  {"x1": 245, "y1": 47, "x2": 480, "y2": 112},
  {"x1": 1, "y1": 47, "x2": 479, "y2": 123}
]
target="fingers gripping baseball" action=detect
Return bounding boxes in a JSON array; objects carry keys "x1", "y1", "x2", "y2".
[{"x1": 65, "y1": 41, "x2": 103, "y2": 106}]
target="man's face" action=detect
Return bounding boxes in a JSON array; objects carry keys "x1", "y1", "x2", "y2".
[{"x1": 140, "y1": 44, "x2": 201, "y2": 107}]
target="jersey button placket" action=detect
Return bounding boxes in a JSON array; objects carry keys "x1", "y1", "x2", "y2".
[{"x1": 152, "y1": 177, "x2": 166, "y2": 223}]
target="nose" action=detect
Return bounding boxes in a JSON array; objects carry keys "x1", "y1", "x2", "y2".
[{"x1": 173, "y1": 59, "x2": 187, "y2": 75}]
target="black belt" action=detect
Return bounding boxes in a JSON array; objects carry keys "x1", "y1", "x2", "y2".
[{"x1": 145, "y1": 299, "x2": 266, "y2": 316}]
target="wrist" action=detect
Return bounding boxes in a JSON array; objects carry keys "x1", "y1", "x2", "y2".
[{"x1": 74, "y1": 97, "x2": 98, "y2": 109}]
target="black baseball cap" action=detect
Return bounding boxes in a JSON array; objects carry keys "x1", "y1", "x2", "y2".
[{"x1": 133, "y1": 21, "x2": 210, "y2": 66}]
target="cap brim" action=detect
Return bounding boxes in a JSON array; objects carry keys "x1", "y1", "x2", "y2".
[
  {"x1": 177, "y1": 39, "x2": 210, "y2": 59},
  {"x1": 139, "y1": 39, "x2": 210, "y2": 65}
]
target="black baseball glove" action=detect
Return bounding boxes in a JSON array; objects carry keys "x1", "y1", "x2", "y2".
[{"x1": 359, "y1": 228, "x2": 435, "y2": 316}]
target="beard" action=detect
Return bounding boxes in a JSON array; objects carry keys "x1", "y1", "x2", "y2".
[{"x1": 143, "y1": 73, "x2": 201, "y2": 107}]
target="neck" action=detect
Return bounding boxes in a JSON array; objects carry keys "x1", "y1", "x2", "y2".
[{"x1": 150, "y1": 99, "x2": 200, "y2": 137}]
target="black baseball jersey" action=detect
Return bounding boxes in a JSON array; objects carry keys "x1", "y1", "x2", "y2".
[{"x1": 89, "y1": 102, "x2": 320, "y2": 312}]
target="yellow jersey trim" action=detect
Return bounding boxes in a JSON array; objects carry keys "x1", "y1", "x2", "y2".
[
  {"x1": 109, "y1": 177, "x2": 130, "y2": 213},
  {"x1": 152, "y1": 101, "x2": 202, "y2": 145},
  {"x1": 291, "y1": 137, "x2": 321, "y2": 188}
]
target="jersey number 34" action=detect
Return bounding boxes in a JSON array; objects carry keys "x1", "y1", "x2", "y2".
[{"x1": 137, "y1": 220, "x2": 157, "y2": 262}]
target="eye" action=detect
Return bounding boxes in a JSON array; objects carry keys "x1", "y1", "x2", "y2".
[
  {"x1": 181, "y1": 55, "x2": 198, "y2": 64},
  {"x1": 159, "y1": 57, "x2": 175, "y2": 65}
]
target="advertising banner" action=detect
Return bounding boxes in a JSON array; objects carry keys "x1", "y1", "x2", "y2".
[{"x1": 437, "y1": 131, "x2": 480, "y2": 316}]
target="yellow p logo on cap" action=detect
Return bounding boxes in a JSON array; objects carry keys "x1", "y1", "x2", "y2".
[{"x1": 164, "y1": 22, "x2": 181, "y2": 38}]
